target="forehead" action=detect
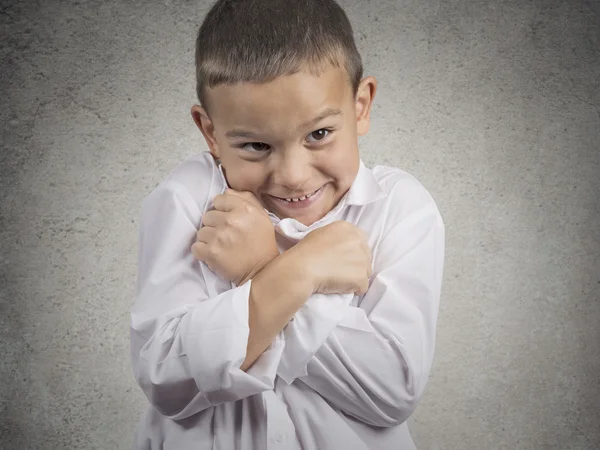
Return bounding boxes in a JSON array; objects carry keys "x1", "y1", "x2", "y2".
[{"x1": 205, "y1": 65, "x2": 353, "y2": 131}]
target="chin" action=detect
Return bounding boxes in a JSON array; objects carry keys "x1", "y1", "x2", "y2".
[{"x1": 293, "y1": 206, "x2": 330, "y2": 226}]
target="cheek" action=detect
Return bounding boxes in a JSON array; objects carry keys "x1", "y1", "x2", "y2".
[
  {"x1": 223, "y1": 164, "x2": 264, "y2": 192},
  {"x1": 339, "y1": 161, "x2": 359, "y2": 189},
  {"x1": 327, "y1": 142, "x2": 359, "y2": 185}
]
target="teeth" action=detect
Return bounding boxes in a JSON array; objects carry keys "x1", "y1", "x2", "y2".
[
  {"x1": 283, "y1": 187, "x2": 319, "y2": 202},
  {"x1": 286, "y1": 194, "x2": 307, "y2": 202}
]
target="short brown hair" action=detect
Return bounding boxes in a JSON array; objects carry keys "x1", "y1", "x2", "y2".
[{"x1": 195, "y1": 0, "x2": 363, "y2": 109}]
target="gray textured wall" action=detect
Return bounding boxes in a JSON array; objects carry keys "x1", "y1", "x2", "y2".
[{"x1": 1, "y1": 0, "x2": 599, "y2": 449}]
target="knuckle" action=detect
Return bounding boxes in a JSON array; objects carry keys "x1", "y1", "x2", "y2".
[
  {"x1": 223, "y1": 215, "x2": 235, "y2": 227},
  {"x1": 329, "y1": 220, "x2": 343, "y2": 230},
  {"x1": 354, "y1": 226, "x2": 366, "y2": 239},
  {"x1": 228, "y1": 215, "x2": 243, "y2": 230},
  {"x1": 214, "y1": 231, "x2": 226, "y2": 245},
  {"x1": 204, "y1": 243, "x2": 217, "y2": 258}
]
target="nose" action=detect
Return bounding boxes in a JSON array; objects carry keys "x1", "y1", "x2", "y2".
[{"x1": 271, "y1": 149, "x2": 312, "y2": 194}]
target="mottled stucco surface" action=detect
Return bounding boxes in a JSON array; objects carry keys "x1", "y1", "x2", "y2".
[{"x1": 1, "y1": 0, "x2": 599, "y2": 449}]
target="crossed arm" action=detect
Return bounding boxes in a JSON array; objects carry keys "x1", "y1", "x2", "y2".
[{"x1": 130, "y1": 179, "x2": 444, "y2": 426}]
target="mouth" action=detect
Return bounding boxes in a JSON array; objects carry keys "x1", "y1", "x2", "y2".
[{"x1": 268, "y1": 185, "x2": 325, "y2": 210}]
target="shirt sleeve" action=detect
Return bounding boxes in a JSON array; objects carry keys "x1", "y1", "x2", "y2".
[
  {"x1": 130, "y1": 179, "x2": 284, "y2": 421},
  {"x1": 277, "y1": 187, "x2": 444, "y2": 428}
]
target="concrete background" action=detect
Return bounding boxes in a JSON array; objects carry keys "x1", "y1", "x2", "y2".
[{"x1": 1, "y1": 0, "x2": 598, "y2": 448}]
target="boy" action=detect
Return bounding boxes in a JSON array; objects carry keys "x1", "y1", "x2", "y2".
[{"x1": 130, "y1": 0, "x2": 445, "y2": 449}]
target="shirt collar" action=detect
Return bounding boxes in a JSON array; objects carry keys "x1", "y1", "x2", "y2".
[{"x1": 344, "y1": 159, "x2": 387, "y2": 206}]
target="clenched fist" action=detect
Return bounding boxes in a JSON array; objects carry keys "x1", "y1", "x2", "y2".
[
  {"x1": 291, "y1": 220, "x2": 372, "y2": 296},
  {"x1": 191, "y1": 189, "x2": 280, "y2": 286}
]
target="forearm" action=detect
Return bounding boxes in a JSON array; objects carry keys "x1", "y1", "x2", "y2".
[
  {"x1": 241, "y1": 248, "x2": 313, "y2": 371},
  {"x1": 132, "y1": 282, "x2": 286, "y2": 420},
  {"x1": 299, "y1": 316, "x2": 426, "y2": 427},
  {"x1": 276, "y1": 204, "x2": 444, "y2": 426}
]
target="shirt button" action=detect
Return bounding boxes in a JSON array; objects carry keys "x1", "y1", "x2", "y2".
[{"x1": 276, "y1": 434, "x2": 284, "y2": 442}]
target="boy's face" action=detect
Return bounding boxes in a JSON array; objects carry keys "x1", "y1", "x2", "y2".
[{"x1": 192, "y1": 64, "x2": 376, "y2": 226}]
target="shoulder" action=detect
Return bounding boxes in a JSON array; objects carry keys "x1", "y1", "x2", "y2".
[
  {"x1": 367, "y1": 165, "x2": 444, "y2": 233},
  {"x1": 142, "y1": 151, "x2": 219, "y2": 213},
  {"x1": 373, "y1": 165, "x2": 440, "y2": 215}
]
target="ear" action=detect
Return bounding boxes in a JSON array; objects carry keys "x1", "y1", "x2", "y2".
[
  {"x1": 355, "y1": 76, "x2": 377, "y2": 136},
  {"x1": 191, "y1": 104, "x2": 221, "y2": 160}
]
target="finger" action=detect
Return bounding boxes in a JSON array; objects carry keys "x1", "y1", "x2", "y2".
[
  {"x1": 191, "y1": 240, "x2": 209, "y2": 261},
  {"x1": 226, "y1": 189, "x2": 263, "y2": 208},
  {"x1": 213, "y1": 192, "x2": 244, "y2": 212},
  {"x1": 245, "y1": 195, "x2": 265, "y2": 210},
  {"x1": 191, "y1": 241, "x2": 220, "y2": 273},
  {"x1": 201, "y1": 210, "x2": 230, "y2": 227},
  {"x1": 196, "y1": 225, "x2": 216, "y2": 244}
]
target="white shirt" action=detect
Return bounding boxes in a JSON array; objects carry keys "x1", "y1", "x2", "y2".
[{"x1": 130, "y1": 151, "x2": 445, "y2": 450}]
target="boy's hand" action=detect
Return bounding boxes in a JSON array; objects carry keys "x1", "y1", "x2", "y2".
[
  {"x1": 192, "y1": 189, "x2": 279, "y2": 286},
  {"x1": 290, "y1": 220, "x2": 372, "y2": 296}
]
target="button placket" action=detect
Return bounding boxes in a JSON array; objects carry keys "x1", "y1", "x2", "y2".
[{"x1": 264, "y1": 379, "x2": 302, "y2": 449}]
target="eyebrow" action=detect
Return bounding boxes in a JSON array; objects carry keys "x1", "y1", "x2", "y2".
[
  {"x1": 224, "y1": 108, "x2": 343, "y2": 139},
  {"x1": 299, "y1": 108, "x2": 343, "y2": 130},
  {"x1": 225, "y1": 129, "x2": 259, "y2": 139}
]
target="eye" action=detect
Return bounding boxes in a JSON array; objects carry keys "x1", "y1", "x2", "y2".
[
  {"x1": 306, "y1": 128, "x2": 331, "y2": 143},
  {"x1": 241, "y1": 142, "x2": 270, "y2": 152}
]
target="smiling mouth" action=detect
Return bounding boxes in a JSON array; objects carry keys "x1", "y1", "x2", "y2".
[
  {"x1": 272, "y1": 186, "x2": 322, "y2": 203},
  {"x1": 268, "y1": 185, "x2": 325, "y2": 208}
]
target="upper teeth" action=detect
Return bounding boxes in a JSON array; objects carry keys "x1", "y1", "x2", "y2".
[{"x1": 285, "y1": 188, "x2": 319, "y2": 202}]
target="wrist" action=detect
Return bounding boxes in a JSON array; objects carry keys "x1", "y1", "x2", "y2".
[
  {"x1": 238, "y1": 245, "x2": 280, "y2": 286},
  {"x1": 254, "y1": 247, "x2": 313, "y2": 298},
  {"x1": 279, "y1": 245, "x2": 317, "y2": 296}
]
